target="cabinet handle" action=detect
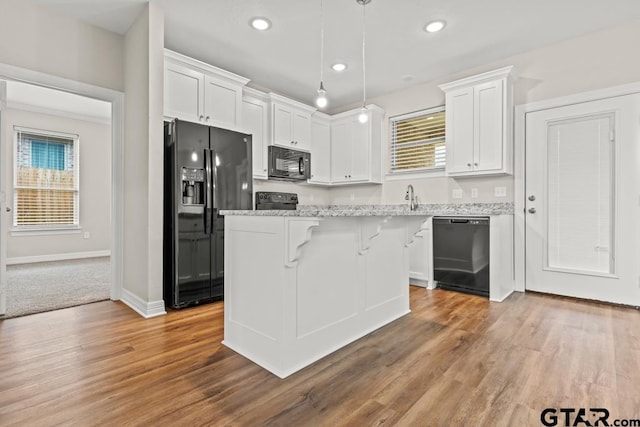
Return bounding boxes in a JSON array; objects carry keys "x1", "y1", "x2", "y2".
[
  {"x1": 348, "y1": 174, "x2": 351, "y2": 179},
  {"x1": 467, "y1": 163, "x2": 471, "y2": 167},
  {"x1": 474, "y1": 162, "x2": 478, "y2": 166},
  {"x1": 205, "y1": 116, "x2": 210, "y2": 121},
  {"x1": 199, "y1": 115, "x2": 204, "y2": 121},
  {"x1": 264, "y1": 168, "x2": 267, "y2": 172}
]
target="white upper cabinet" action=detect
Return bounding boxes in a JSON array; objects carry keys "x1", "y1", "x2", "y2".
[
  {"x1": 164, "y1": 50, "x2": 249, "y2": 130},
  {"x1": 309, "y1": 112, "x2": 331, "y2": 184},
  {"x1": 269, "y1": 93, "x2": 315, "y2": 151},
  {"x1": 242, "y1": 88, "x2": 269, "y2": 180},
  {"x1": 439, "y1": 66, "x2": 514, "y2": 176},
  {"x1": 330, "y1": 105, "x2": 384, "y2": 185}
]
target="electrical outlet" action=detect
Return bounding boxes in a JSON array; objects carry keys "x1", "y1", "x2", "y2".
[
  {"x1": 83, "y1": 232, "x2": 90, "y2": 239},
  {"x1": 494, "y1": 187, "x2": 507, "y2": 197},
  {"x1": 471, "y1": 188, "x2": 478, "y2": 198},
  {"x1": 452, "y1": 189, "x2": 463, "y2": 199}
]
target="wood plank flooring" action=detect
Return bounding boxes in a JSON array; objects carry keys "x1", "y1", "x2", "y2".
[{"x1": 1, "y1": 287, "x2": 639, "y2": 426}]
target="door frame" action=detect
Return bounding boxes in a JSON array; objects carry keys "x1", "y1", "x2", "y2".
[
  {"x1": 514, "y1": 81, "x2": 640, "y2": 292},
  {"x1": 0, "y1": 62, "x2": 124, "y2": 308}
]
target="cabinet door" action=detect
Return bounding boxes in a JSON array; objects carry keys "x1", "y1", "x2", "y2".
[
  {"x1": 330, "y1": 121, "x2": 351, "y2": 182},
  {"x1": 272, "y1": 104, "x2": 293, "y2": 147},
  {"x1": 242, "y1": 98, "x2": 268, "y2": 179},
  {"x1": 292, "y1": 111, "x2": 311, "y2": 150},
  {"x1": 350, "y1": 119, "x2": 370, "y2": 181},
  {"x1": 165, "y1": 62, "x2": 204, "y2": 122},
  {"x1": 203, "y1": 75, "x2": 241, "y2": 129},
  {"x1": 310, "y1": 118, "x2": 331, "y2": 183},
  {"x1": 474, "y1": 80, "x2": 504, "y2": 172},
  {"x1": 445, "y1": 87, "x2": 475, "y2": 174}
]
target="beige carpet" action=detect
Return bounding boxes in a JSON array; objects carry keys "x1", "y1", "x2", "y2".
[{"x1": 3, "y1": 257, "x2": 111, "y2": 318}]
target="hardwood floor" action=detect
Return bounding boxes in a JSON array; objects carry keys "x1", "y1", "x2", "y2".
[{"x1": 1, "y1": 287, "x2": 638, "y2": 426}]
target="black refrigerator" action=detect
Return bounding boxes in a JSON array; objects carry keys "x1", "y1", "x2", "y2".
[{"x1": 163, "y1": 119, "x2": 252, "y2": 309}]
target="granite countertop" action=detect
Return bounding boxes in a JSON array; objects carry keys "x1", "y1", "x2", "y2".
[{"x1": 220, "y1": 202, "x2": 514, "y2": 217}]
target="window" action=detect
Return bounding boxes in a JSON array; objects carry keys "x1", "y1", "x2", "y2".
[
  {"x1": 389, "y1": 106, "x2": 446, "y2": 174},
  {"x1": 13, "y1": 127, "x2": 79, "y2": 228}
]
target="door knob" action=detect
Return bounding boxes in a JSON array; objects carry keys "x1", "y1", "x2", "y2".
[
  {"x1": 528, "y1": 207, "x2": 536, "y2": 214},
  {"x1": 528, "y1": 195, "x2": 536, "y2": 201},
  {"x1": 5, "y1": 207, "x2": 10, "y2": 212}
]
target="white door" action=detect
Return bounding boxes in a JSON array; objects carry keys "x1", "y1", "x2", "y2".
[{"x1": 525, "y1": 94, "x2": 640, "y2": 305}]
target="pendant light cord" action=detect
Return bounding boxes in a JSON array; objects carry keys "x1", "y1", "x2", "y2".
[
  {"x1": 320, "y1": 0, "x2": 324, "y2": 84},
  {"x1": 361, "y1": 1, "x2": 366, "y2": 108}
]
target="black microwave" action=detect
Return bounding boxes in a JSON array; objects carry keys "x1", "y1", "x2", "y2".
[{"x1": 268, "y1": 146, "x2": 311, "y2": 181}]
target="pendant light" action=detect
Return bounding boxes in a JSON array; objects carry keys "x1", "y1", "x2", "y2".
[
  {"x1": 357, "y1": 0, "x2": 370, "y2": 123},
  {"x1": 315, "y1": 0, "x2": 328, "y2": 108}
]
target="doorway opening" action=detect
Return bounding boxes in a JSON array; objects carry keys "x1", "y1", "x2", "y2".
[{"x1": 0, "y1": 78, "x2": 117, "y2": 318}]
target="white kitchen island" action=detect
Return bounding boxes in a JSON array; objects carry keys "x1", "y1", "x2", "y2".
[{"x1": 220, "y1": 204, "x2": 513, "y2": 378}]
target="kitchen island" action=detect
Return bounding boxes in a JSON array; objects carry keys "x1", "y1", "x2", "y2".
[{"x1": 220, "y1": 204, "x2": 513, "y2": 378}]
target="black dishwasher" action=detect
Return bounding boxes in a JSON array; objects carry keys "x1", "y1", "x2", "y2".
[{"x1": 432, "y1": 217, "x2": 489, "y2": 297}]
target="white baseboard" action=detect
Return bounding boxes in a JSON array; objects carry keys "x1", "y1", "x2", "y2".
[
  {"x1": 6, "y1": 250, "x2": 111, "y2": 265},
  {"x1": 120, "y1": 288, "x2": 166, "y2": 319}
]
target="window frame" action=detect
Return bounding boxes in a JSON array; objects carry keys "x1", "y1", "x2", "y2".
[
  {"x1": 12, "y1": 126, "x2": 80, "y2": 231},
  {"x1": 386, "y1": 105, "x2": 446, "y2": 181}
]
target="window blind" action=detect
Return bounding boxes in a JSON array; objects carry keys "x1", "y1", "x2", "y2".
[
  {"x1": 14, "y1": 128, "x2": 79, "y2": 227},
  {"x1": 390, "y1": 107, "x2": 446, "y2": 173}
]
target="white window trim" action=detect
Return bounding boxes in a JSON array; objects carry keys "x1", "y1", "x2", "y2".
[
  {"x1": 387, "y1": 105, "x2": 446, "y2": 179},
  {"x1": 13, "y1": 126, "x2": 80, "y2": 230}
]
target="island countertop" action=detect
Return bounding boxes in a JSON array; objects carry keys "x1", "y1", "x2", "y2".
[{"x1": 220, "y1": 202, "x2": 514, "y2": 217}]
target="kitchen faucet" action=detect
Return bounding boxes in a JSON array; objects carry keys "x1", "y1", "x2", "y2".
[{"x1": 405, "y1": 184, "x2": 418, "y2": 211}]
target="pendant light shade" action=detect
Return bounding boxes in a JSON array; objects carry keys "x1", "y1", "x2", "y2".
[{"x1": 357, "y1": 0, "x2": 370, "y2": 123}]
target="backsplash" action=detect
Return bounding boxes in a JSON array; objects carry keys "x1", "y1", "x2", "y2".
[{"x1": 254, "y1": 174, "x2": 513, "y2": 206}]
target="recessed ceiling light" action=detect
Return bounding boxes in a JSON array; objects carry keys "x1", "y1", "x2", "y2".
[
  {"x1": 331, "y1": 63, "x2": 347, "y2": 72},
  {"x1": 250, "y1": 17, "x2": 271, "y2": 31},
  {"x1": 424, "y1": 20, "x2": 446, "y2": 33}
]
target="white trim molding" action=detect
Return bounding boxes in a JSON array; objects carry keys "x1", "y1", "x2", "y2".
[
  {"x1": 6, "y1": 250, "x2": 110, "y2": 265},
  {"x1": 514, "y1": 80, "x2": 640, "y2": 293},
  {"x1": 121, "y1": 288, "x2": 166, "y2": 319}
]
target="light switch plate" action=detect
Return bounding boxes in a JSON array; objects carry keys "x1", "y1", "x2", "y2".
[
  {"x1": 471, "y1": 188, "x2": 478, "y2": 198},
  {"x1": 452, "y1": 189, "x2": 463, "y2": 199},
  {"x1": 494, "y1": 186, "x2": 507, "y2": 197}
]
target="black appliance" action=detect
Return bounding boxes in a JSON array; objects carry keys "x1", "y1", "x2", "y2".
[
  {"x1": 268, "y1": 146, "x2": 310, "y2": 181},
  {"x1": 255, "y1": 192, "x2": 298, "y2": 210},
  {"x1": 432, "y1": 217, "x2": 490, "y2": 297},
  {"x1": 163, "y1": 119, "x2": 252, "y2": 308}
]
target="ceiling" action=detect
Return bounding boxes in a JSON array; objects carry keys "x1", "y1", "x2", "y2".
[
  {"x1": 34, "y1": 0, "x2": 640, "y2": 113},
  {"x1": 4, "y1": 80, "x2": 112, "y2": 122}
]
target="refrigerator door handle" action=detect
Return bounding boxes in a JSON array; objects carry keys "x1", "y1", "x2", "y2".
[
  {"x1": 204, "y1": 148, "x2": 212, "y2": 235},
  {"x1": 211, "y1": 150, "x2": 218, "y2": 210}
]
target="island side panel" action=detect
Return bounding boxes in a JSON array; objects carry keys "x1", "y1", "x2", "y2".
[
  {"x1": 280, "y1": 217, "x2": 413, "y2": 376},
  {"x1": 361, "y1": 217, "x2": 412, "y2": 326},
  {"x1": 223, "y1": 216, "x2": 287, "y2": 375}
]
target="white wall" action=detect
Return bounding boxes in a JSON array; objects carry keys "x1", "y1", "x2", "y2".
[
  {"x1": 122, "y1": 3, "x2": 164, "y2": 310},
  {"x1": 331, "y1": 20, "x2": 640, "y2": 206},
  {"x1": 3, "y1": 108, "x2": 111, "y2": 260},
  {"x1": 0, "y1": 0, "x2": 124, "y2": 92}
]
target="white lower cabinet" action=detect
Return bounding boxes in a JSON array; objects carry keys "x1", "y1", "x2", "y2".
[{"x1": 409, "y1": 217, "x2": 433, "y2": 288}]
